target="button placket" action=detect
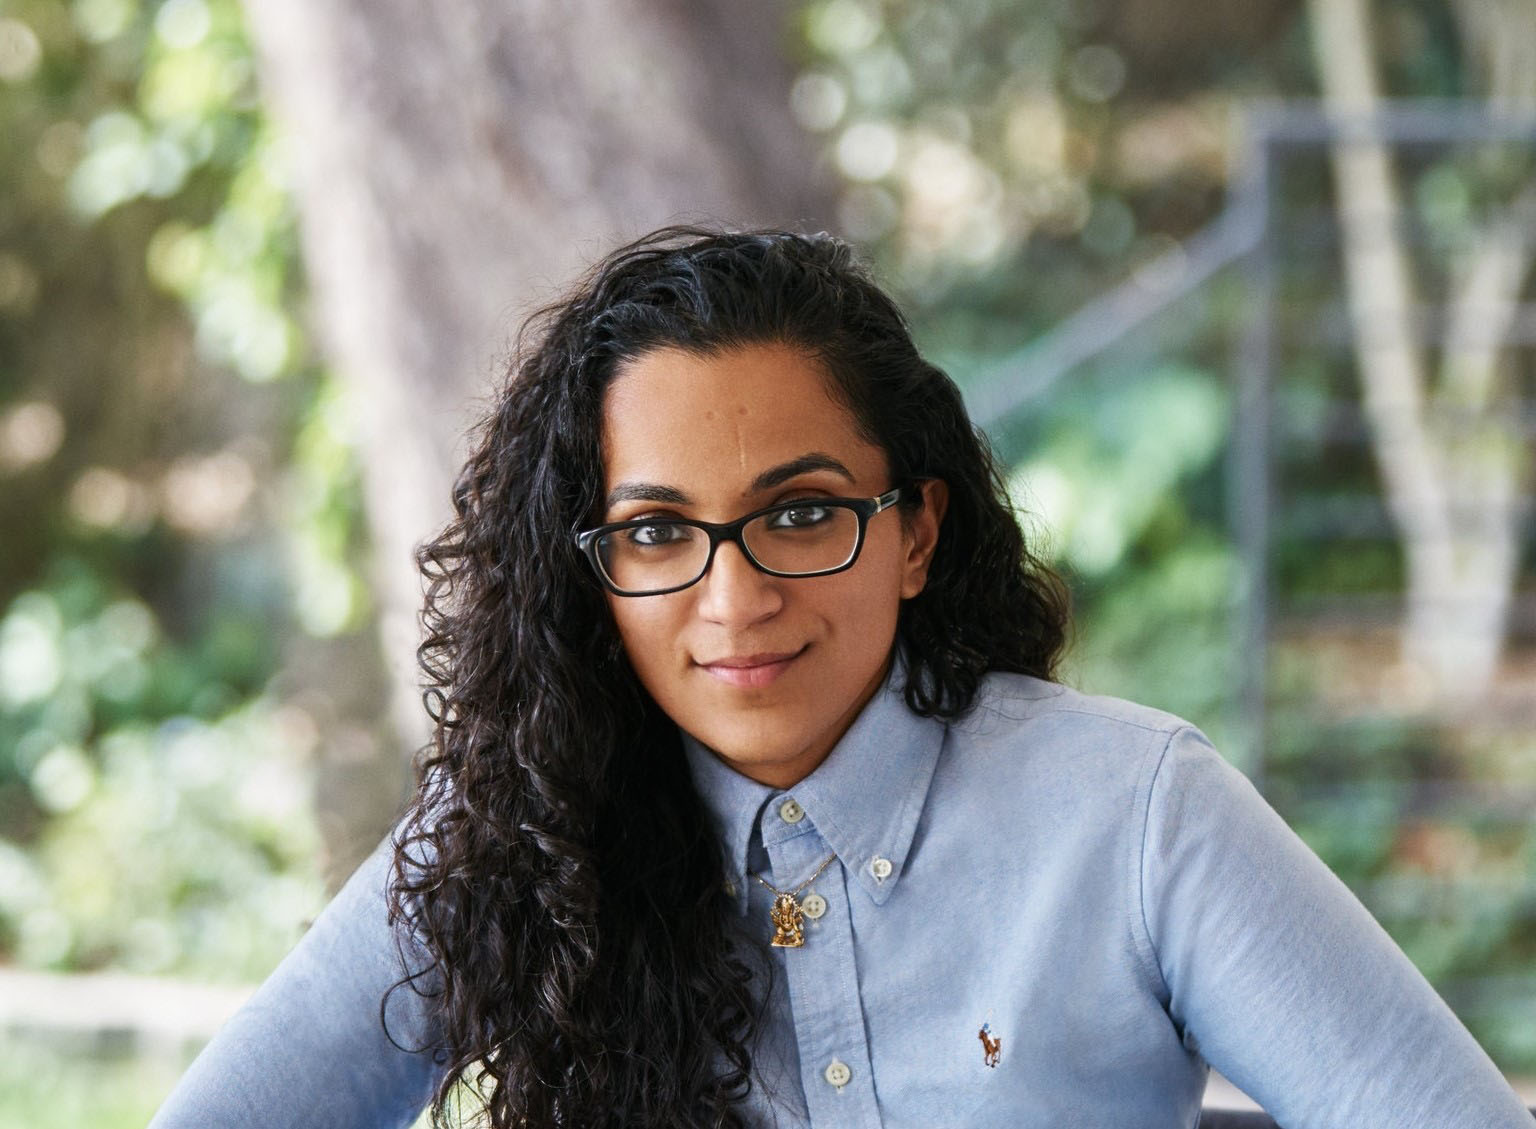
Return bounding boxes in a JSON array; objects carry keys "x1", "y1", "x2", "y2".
[{"x1": 760, "y1": 829, "x2": 881, "y2": 1126}]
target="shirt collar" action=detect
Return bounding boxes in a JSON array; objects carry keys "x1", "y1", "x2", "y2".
[{"x1": 680, "y1": 649, "x2": 948, "y2": 912}]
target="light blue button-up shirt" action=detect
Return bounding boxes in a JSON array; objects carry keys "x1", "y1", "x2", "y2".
[{"x1": 149, "y1": 658, "x2": 1533, "y2": 1128}]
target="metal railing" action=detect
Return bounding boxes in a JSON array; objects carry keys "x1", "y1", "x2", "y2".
[{"x1": 966, "y1": 101, "x2": 1536, "y2": 1060}]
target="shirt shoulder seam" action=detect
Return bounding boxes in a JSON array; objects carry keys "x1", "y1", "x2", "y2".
[
  {"x1": 967, "y1": 683, "x2": 1188, "y2": 739},
  {"x1": 1132, "y1": 722, "x2": 1191, "y2": 1002},
  {"x1": 1052, "y1": 703, "x2": 1187, "y2": 736}
]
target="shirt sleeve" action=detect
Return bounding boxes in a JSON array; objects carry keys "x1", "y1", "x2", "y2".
[
  {"x1": 147, "y1": 826, "x2": 449, "y2": 1129},
  {"x1": 1139, "y1": 723, "x2": 1533, "y2": 1129}
]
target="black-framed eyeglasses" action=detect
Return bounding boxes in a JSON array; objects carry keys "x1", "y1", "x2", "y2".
[{"x1": 574, "y1": 487, "x2": 906, "y2": 597}]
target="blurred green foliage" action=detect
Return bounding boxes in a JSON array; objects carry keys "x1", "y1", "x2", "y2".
[
  {"x1": 0, "y1": 1034, "x2": 186, "y2": 1129},
  {"x1": 0, "y1": 0, "x2": 370, "y2": 985},
  {"x1": 1003, "y1": 357, "x2": 1239, "y2": 738}
]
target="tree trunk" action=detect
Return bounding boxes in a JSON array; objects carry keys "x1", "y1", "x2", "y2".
[
  {"x1": 1306, "y1": 0, "x2": 1536, "y2": 714},
  {"x1": 240, "y1": 0, "x2": 837, "y2": 885}
]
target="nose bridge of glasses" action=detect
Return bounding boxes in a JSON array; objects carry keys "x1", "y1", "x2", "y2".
[{"x1": 706, "y1": 524, "x2": 769, "y2": 579}]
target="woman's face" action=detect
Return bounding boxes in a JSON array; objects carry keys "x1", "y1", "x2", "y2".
[{"x1": 599, "y1": 340, "x2": 946, "y2": 789}]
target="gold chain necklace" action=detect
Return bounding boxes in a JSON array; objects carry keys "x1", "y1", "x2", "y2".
[{"x1": 749, "y1": 852, "x2": 837, "y2": 948}]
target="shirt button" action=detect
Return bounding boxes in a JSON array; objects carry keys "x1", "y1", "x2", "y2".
[
  {"x1": 869, "y1": 855, "x2": 893, "y2": 881},
  {"x1": 801, "y1": 892, "x2": 827, "y2": 919},
  {"x1": 778, "y1": 798, "x2": 805, "y2": 824},
  {"x1": 722, "y1": 879, "x2": 737, "y2": 898},
  {"x1": 823, "y1": 1058, "x2": 851, "y2": 1089}
]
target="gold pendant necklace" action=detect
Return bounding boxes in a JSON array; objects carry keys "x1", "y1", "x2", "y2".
[{"x1": 749, "y1": 852, "x2": 837, "y2": 948}]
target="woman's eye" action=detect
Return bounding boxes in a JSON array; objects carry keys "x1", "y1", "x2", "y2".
[
  {"x1": 627, "y1": 523, "x2": 687, "y2": 546},
  {"x1": 769, "y1": 504, "x2": 831, "y2": 528}
]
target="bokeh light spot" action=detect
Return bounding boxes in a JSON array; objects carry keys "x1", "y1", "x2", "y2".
[
  {"x1": 18, "y1": 907, "x2": 73, "y2": 967},
  {"x1": 1005, "y1": 95, "x2": 1066, "y2": 176},
  {"x1": 805, "y1": 0, "x2": 881, "y2": 56},
  {"x1": 0, "y1": 401, "x2": 65, "y2": 471},
  {"x1": 161, "y1": 450, "x2": 256, "y2": 535},
  {"x1": 98, "y1": 599, "x2": 158, "y2": 653},
  {"x1": 146, "y1": 220, "x2": 209, "y2": 292},
  {"x1": 0, "y1": 594, "x2": 65, "y2": 708},
  {"x1": 0, "y1": 18, "x2": 43, "y2": 83},
  {"x1": 1067, "y1": 44, "x2": 1126, "y2": 104},
  {"x1": 72, "y1": 0, "x2": 134, "y2": 44},
  {"x1": 30, "y1": 743, "x2": 95, "y2": 814},
  {"x1": 68, "y1": 112, "x2": 153, "y2": 217},
  {"x1": 154, "y1": 0, "x2": 211, "y2": 50},
  {"x1": 789, "y1": 71, "x2": 848, "y2": 133},
  {"x1": 68, "y1": 466, "x2": 156, "y2": 532},
  {"x1": 293, "y1": 554, "x2": 359, "y2": 638},
  {"x1": 836, "y1": 119, "x2": 900, "y2": 182}
]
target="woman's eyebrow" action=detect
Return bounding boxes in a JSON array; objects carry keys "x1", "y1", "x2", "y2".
[
  {"x1": 750, "y1": 452, "x2": 855, "y2": 492},
  {"x1": 605, "y1": 482, "x2": 690, "y2": 508},
  {"x1": 604, "y1": 452, "x2": 856, "y2": 510}
]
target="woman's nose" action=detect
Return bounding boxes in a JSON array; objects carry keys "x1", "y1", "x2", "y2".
[{"x1": 695, "y1": 541, "x2": 783, "y2": 626}]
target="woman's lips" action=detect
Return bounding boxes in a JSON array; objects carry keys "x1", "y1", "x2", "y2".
[{"x1": 698, "y1": 647, "x2": 806, "y2": 688}]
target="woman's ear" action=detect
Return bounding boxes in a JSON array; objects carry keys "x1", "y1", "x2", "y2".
[{"x1": 900, "y1": 479, "x2": 949, "y2": 599}]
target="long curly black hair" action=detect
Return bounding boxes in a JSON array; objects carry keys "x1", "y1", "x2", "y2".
[{"x1": 384, "y1": 224, "x2": 1072, "y2": 1127}]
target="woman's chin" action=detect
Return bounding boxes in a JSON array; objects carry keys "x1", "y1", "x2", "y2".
[{"x1": 690, "y1": 716, "x2": 824, "y2": 785}]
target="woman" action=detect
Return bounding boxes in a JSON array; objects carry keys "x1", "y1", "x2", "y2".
[{"x1": 149, "y1": 225, "x2": 1532, "y2": 1128}]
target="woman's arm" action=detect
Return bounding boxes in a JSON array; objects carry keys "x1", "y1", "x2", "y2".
[
  {"x1": 1140, "y1": 724, "x2": 1533, "y2": 1129},
  {"x1": 147, "y1": 828, "x2": 448, "y2": 1129}
]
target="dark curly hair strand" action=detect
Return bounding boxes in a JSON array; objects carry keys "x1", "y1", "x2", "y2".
[{"x1": 383, "y1": 224, "x2": 1071, "y2": 1128}]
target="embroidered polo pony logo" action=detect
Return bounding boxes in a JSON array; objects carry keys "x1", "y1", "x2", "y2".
[{"x1": 978, "y1": 1022, "x2": 1001, "y2": 1068}]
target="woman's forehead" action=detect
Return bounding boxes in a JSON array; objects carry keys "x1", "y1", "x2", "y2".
[{"x1": 600, "y1": 343, "x2": 886, "y2": 492}]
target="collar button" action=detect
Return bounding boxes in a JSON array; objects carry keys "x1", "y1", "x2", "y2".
[{"x1": 778, "y1": 797, "x2": 805, "y2": 824}]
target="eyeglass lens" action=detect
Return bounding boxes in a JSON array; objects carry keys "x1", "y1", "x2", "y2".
[{"x1": 595, "y1": 502, "x2": 860, "y2": 593}]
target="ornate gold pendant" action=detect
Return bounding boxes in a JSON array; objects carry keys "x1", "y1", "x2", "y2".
[{"x1": 769, "y1": 892, "x2": 806, "y2": 947}]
